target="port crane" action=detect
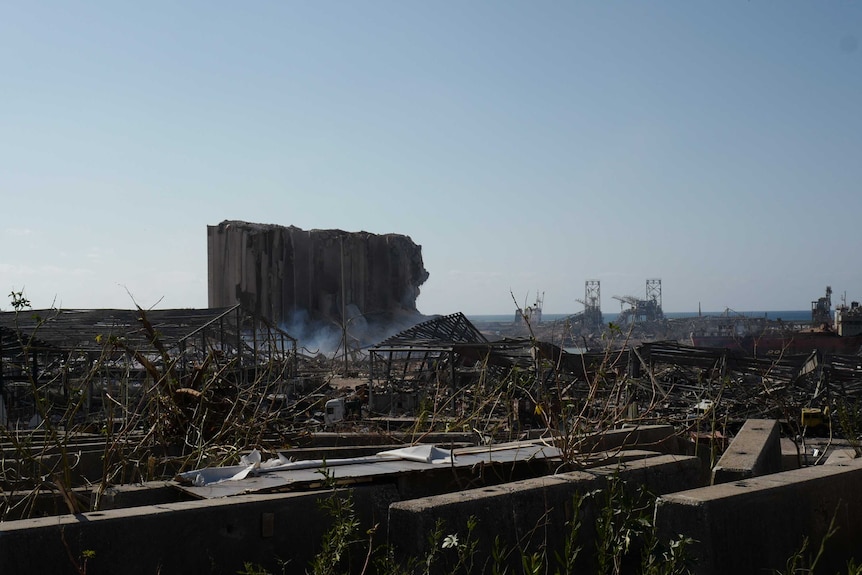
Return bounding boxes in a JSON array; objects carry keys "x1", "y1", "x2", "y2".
[{"x1": 611, "y1": 279, "x2": 664, "y2": 325}]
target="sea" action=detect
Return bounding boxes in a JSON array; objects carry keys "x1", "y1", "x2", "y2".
[{"x1": 467, "y1": 310, "x2": 814, "y2": 324}]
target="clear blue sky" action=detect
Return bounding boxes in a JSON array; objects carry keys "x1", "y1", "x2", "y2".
[{"x1": 2, "y1": 2, "x2": 861, "y2": 315}]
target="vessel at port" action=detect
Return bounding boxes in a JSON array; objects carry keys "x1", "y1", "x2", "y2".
[{"x1": 690, "y1": 287, "x2": 862, "y2": 356}]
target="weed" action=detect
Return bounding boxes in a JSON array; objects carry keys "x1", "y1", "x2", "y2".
[
  {"x1": 772, "y1": 505, "x2": 840, "y2": 575},
  {"x1": 309, "y1": 467, "x2": 363, "y2": 575}
]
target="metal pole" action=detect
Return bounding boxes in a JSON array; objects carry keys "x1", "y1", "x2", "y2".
[
  {"x1": 0, "y1": 342, "x2": 5, "y2": 398},
  {"x1": 253, "y1": 315, "x2": 258, "y2": 383},
  {"x1": 341, "y1": 237, "x2": 348, "y2": 376},
  {"x1": 450, "y1": 349, "x2": 456, "y2": 417},
  {"x1": 236, "y1": 307, "x2": 243, "y2": 385}
]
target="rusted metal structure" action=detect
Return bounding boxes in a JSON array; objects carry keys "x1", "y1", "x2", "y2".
[
  {"x1": 0, "y1": 306, "x2": 297, "y2": 425},
  {"x1": 365, "y1": 313, "x2": 610, "y2": 421},
  {"x1": 575, "y1": 279, "x2": 603, "y2": 330},
  {"x1": 365, "y1": 308, "x2": 862, "y2": 433},
  {"x1": 368, "y1": 312, "x2": 487, "y2": 390}
]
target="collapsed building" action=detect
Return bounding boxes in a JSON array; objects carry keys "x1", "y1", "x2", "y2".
[
  {"x1": 5, "y1": 292, "x2": 862, "y2": 573},
  {"x1": 7, "y1": 306, "x2": 862, "y2": 573},
  {"x1": 9, "y1": 225, "x2": 862, "y2": 572},
  {"x1": 361, "y1": 312, "x2": 862, "y2": 435},
  {"x1": 0, "y1": 306, "x2": 298, "y2": 428},
  {"x1": 207, "y1": 221, "x2": 430, "y2": 351}
]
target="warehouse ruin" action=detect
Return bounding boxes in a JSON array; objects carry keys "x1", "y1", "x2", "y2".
[{"x1": 4, "y1": 223, "x2": 862, "y2": 573}]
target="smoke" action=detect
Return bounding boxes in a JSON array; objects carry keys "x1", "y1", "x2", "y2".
[
  {"x1": 280, "y1": 306, "x2": 427, "y2": 358},
  {"x1": 280, "y1": 309, "x2": 344, "y2": 357}
]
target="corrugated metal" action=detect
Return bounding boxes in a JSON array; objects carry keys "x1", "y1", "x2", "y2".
[{"x1": 174, "y1": 441, "x2": 561, "y2": 499}]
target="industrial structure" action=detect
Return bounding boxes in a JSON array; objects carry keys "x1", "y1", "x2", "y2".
[
  {"x1": 576, "y1": 279, "x2": 603, "y2": 330},
  {"x1": 207, "y1": 221, "x2": 429, "y2": 343},
  {"x1": 689, "y1": 287, "x2": 862, "y2": 356},
  {"x1": 514, "y1": 292, "x2": 543, "y2": 327},
  {"x1": 812, "y1": 286, "x2": 833, "y2": 326},
  {"x1": 613, "y1": 278, "x2": 664, "y2": 324}
]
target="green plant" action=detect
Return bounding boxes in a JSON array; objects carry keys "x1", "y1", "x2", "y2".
[
  {"x1": 237, "y1": 563, "x2": 272, "y2": 575},
  {"x1": 772, "y1": 505, "x2": 840, "y2": 575},
  {"x1": 238, "y1": 559, "x2": 292, "y2": 575},
  {"x1": 489, "y1": 536, "x2": 511, "y2": 575},
  {"x1": 551, "y1": 492, "x2": 585, "y2": 575},
  {"x1": 308, "y1": 467, "x2": 362, "y2": 575},
  {"x1": 640, "y1": 530, "x2": 695, "y2": 575},
  {"x1": 844, "y1": 558, "x2": 862, "y2": 575},
  {"x1": 587, "y1": 475, "x2": 695, "y2": 575},
  {"x1": 440, "y1": 515, "x2": 479, "y2": 574}
]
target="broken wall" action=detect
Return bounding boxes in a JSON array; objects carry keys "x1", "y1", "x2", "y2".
[{"x1": 207, "y1": 221, "x2": 429, "y2": 328}]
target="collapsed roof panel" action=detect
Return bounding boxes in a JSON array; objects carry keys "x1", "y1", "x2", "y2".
[
  {"x1": 174, "y1": 440, "x2": 561, "y2": 499},
  {"x1": 377, "y1": 312, "x2": 488, "y2": 347}
]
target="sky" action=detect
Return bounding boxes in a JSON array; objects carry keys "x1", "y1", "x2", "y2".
[{"x1": 2, "y1": 2, "x2": 861, "y2": 316}]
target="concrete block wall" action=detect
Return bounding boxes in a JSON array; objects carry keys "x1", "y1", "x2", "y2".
[
  {"x1": 9, "y1": 420, "x2": 862, "y2": 573},
  {"x1": 656, "y1": 457, "x2": 862, "y2": 574},
  {"x1": 0, "y1": 451, "x2": 702, "y2": 574},
  {"x1": 0, "y1": 484, "x2": 400, "y2": 575},
  {"x1": 387, "y1": 453, "x2": 704, "y2": 573},
  {"x1": 573, "y1": 424, "x2": 680, "y2": 455},
  {"x1": 711, "y1": 418, "x2": 781, "y2": 484}
]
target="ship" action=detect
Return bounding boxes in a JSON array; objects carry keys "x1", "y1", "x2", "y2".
[{"x1": 689, "y1": 287, "x2": 862, "y2": 356}]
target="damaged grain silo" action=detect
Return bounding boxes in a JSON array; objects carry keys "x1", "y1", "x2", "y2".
[{"x1": 207, "y1": 221, "x2": 430, "y2": 350}]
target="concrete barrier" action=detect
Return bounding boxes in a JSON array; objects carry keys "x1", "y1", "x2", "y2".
[
  {"x1": 781, "y1": 437, "x2": 803, "y2": 470},
  {"x1": 824, "y1": 448, "x2": 858, "y2": 466},
  {"x1": 0, "y1": 428, "x2": 703, "y2": 573},
  {"x1": 0, "y1": 447, "x2": 109, "y2": 491},
  {"x1": 573, "y1": 424, "x2": 680, "y2": 454},
  {"x1": 655, "y1": 458, "x2": 862, "y2": 575},
  {"x1": 2, "y1": 443, "x2": 629, "y2": 572},
  {"x1": 91, "y1": 481, "x2": 190, "y2": 510},
  {"x1": 0, "y1": 483, "x2": 400, "y2": 574},
  {"x1": 1, "y1": 487, "x2": 92, "y2": 521},
  {"x1": 0, "y1": 482, "x2": 183, "y2": 521},
  {"x1": 388, "y1": 452, "x2": 703, "y2": 573},
  {"x1": 711, "y1": 418, "x2": 781, "y2": 484},
  {"x1": 298, "y1": 431, "x2": 478, "y2": 447}
]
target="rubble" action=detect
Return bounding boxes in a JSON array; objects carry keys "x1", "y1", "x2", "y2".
[{"x1": 4, "y1": 301, "x2": 862, "y2": 573}]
